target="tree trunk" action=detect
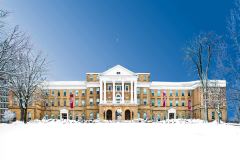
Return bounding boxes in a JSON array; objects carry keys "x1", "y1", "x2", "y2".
[
  {"x1": 20, "y1": 98, "x2": 24, "y2": 121},
  {"x1": 20, "y1": 108, "x2": 24, "y2": 121},
  {"x1": 204, "y1": 88, "x2": 208, "y2": 123},
  {"x1": 24, "y1": 108, "x2": 28, "y2": 124}
]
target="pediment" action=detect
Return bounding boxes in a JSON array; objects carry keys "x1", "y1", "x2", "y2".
[{"x1": 101, "y1": 65, "x2": 136, "y2": 76}]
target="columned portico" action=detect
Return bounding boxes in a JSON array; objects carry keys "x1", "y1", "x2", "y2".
[{"x1": 99, "y1": 65, "x2": 138, "y2": 105}]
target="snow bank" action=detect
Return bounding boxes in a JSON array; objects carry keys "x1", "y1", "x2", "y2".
[{"x1": 0, "y1": 121, "x2": 239, "y2": 160}]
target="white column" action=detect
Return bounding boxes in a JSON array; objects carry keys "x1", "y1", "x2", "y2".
[
  {"x1": 100, "y1": 80, "x2": 102, "y2": 104},
  {"x1": 130, "y1": 81, "x2": 133, "y2": 103},
  {"x1": 113, "y1": 81, "x2": 115, "y2": 104},
  {"x1": 122, "y1": 81, "x2": 125, "y2": 104},
  {"x1": 104, "y1": 81, "x2": 106, "y2": 103},
  {"x1": 134, "y1": 80, "x2": 137, "y2": 104}
]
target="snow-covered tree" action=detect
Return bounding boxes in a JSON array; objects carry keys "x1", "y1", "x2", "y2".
[
  {"x1": 224, "y1": 0, "x2": 240, "y2": 122},
  {"x1": 184, "y1": 32, "x2": 226, "y2": 122},
  {"x1": 207, "y1": 81, "x2": 226, "y2": 123},
  {"x1": 8, "y1": 47, "x2": 48, "y2": 123}
]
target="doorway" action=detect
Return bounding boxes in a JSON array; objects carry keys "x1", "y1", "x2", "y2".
[{"x1": 106, "y1": 110, "x2": 112, "y2": 120}]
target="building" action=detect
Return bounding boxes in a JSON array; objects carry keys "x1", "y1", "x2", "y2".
[
  {"x1": 8, "y1": 65, "x2": 227, "y2": 122},
  {"x1": 0, "y1": 79, "x2": 9, "y2": 122}
]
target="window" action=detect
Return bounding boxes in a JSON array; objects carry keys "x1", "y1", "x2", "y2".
[
  {"x1": 188, "y1": 90, "x2": 191, "y2": 96},
  {"x1": 51, "y1": 90, "x2": 54, "y2": 96},
  {"x1": 69, "y1": 114, "x2": 72, "y2": 120},
  {"x1": 90, "y1": 88, "x2": 94, "y2": 95},
  {"x1": 82, "y1": 90, "x2": 86, "y2": 96},
  {"x1": 45, "y1": 90, "x2": 49, "y2": 96},
  {"x1": 75, "y1": 90, "x2": 79, "y2": 96},
  {"x1": 28, "y1": 112, "x2": 31, "y2": 121},
  {"x1": 75, "y1": 100, "x2": 79, "y2": 107},
  {"x1": 89, "y1": 75, "x2": 93, "y2": 81},
  {"x1": 176, "y1": 100, "x2": 179, "y2": 107},
  {"x1": 170, "y1": 90, "x2": 173, "y2": 96},
  {"x1": 69, "y1": 90, "x2": 73, "y2": 95},
  {"x1": 75, "y1": 115, "x2": 79, "y2": 121},
  {"x1": 157, "y1": 114, "x2": 161, "y2": 121},
  {"x1": 143, "y1": 99, "x2": 147, "y2": 105},
  {"x1": 64, "y1": 100, "x2": 66, "y2": 106},
  {"x1": 144, "y1": 75, "x2": 147, "y2": 81},
  {"x1": 58, "y1": 90, "x2": 60, "y2": 96},
  {"x1": 89, "y1": 98, "x2": 94, "y2": 106},
  {"x1": 96, "y1": 98, "x2": 100, "y2": 105},
  {"x1": 125, "y1": 85, "x2": 129, "y2": 92},
  {"x1": 212, "y1": 112, "x2": 215, "y2": 120},
  {"x1": 45, "y1": 101, "x2": 48, "y2": 107},
  {"x1": 143, "y1": 112, "x2": 147, "y2": 120},
  {"x1": 182, "y1": 90, "x2": 185, "y2": 96},
  {"x1": 96, "y1": 88, "x2": 100, "y2": 94},
  {"x1": 63, "y1": 90, "x2": 66, "y2": 97},
  {"x1": 51, "y1": 100, "x2": 54, "y2": 107},
  {"x1": 170, "y1": 100, "x2": 173, "y2": 107},
  {"x1": 182, "y1": 100, "x2": 185, "y2": 107},
  {"x1": 116, "y1": 85, "x2": 121, "y2": 91},
  {"x1": 82, "y1": 100, "x2": 86, "y2": 107},
  {"x1": 116, "y1": 72, "x2": 121, "y2": 75},
  {"x1": 143, "y1": 88, "x2": 147, "y2": 95},
  {"x1": 151, "y1": 99, "x2": 155, "y2": 106},
  {"x1": 151, "y1": 90, "x2": 154, "y2": 96},
  {"x1": 108, "y1": 85, "x2": 112, "y2": 91},
  {"x1": 157, "y1": 99, "x2": 161, "y2": 107},
  {"x1": 137, "y1": 99, "x2": 140, "y2": 105},
  {"x1": 58, "y1": 100, "x2": 60, "y2": 106},
  {"x1": 137, "y1": 88, "x2": 140, "y2": 94},
  {"x1": 157, "y1": 90, "x2": 161, "y2": 96},
  {"x1": 45, "y1": 114, "x2": 48, "y2": 120},
  {"x1": 176, "y1": 91, "x2": 178, "y2": 96},
  {"x1": 90, "y1": 112, "x2": 94, "y2": 120}
]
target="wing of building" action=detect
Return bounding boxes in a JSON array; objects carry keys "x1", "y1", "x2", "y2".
[{"x1": 8, "y1": 65, "x2": 227, "y2": 122}]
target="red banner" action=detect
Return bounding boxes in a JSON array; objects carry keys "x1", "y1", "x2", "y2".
[
  {"x1": 163, "y1": 91, "x2": 166, "y2": 107},
  {"x1": 188, "y1": 99, "x2": 191, "y2": 110},
  {"x1": 70, "y1": 94, "x2": 74, "y2": 109}
]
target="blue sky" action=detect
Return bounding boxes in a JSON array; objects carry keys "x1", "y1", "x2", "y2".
[{"x1": 1, "y1": 0, "x2": 233, "y2": 81}]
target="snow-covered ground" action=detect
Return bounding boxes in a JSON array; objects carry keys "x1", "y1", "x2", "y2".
[{"x1": 0, "y1": 120, "x2": 240, "y2": 160}]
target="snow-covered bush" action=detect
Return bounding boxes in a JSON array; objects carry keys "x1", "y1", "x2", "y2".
[{"x1": 3, "y1": 110, "x2": 15, "y2": 122}]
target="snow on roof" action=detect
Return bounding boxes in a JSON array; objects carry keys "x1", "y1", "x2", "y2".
[
  {"x1": 44, "y1": 81, "x2": 87, "y2": 89},
  {"x1": 150, "y1": 80, "x2": 226, "y2": 90},
  {"x1": 43, "y1": 80, "x2": 226, "y2": 90}
]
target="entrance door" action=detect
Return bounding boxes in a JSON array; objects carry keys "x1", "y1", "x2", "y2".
[
  {"x1": 169, "y1": 113, "x2": 174, "y2": 119},
  {"x1": 106, "y1": 110, "x2": 112, "y2": 120},
  {"x1": 62, "y1": 113, "x2": 67, "y2": 119},
  {"x1": 125, "y1": 110, "x2": 130, "y2": 120}
]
